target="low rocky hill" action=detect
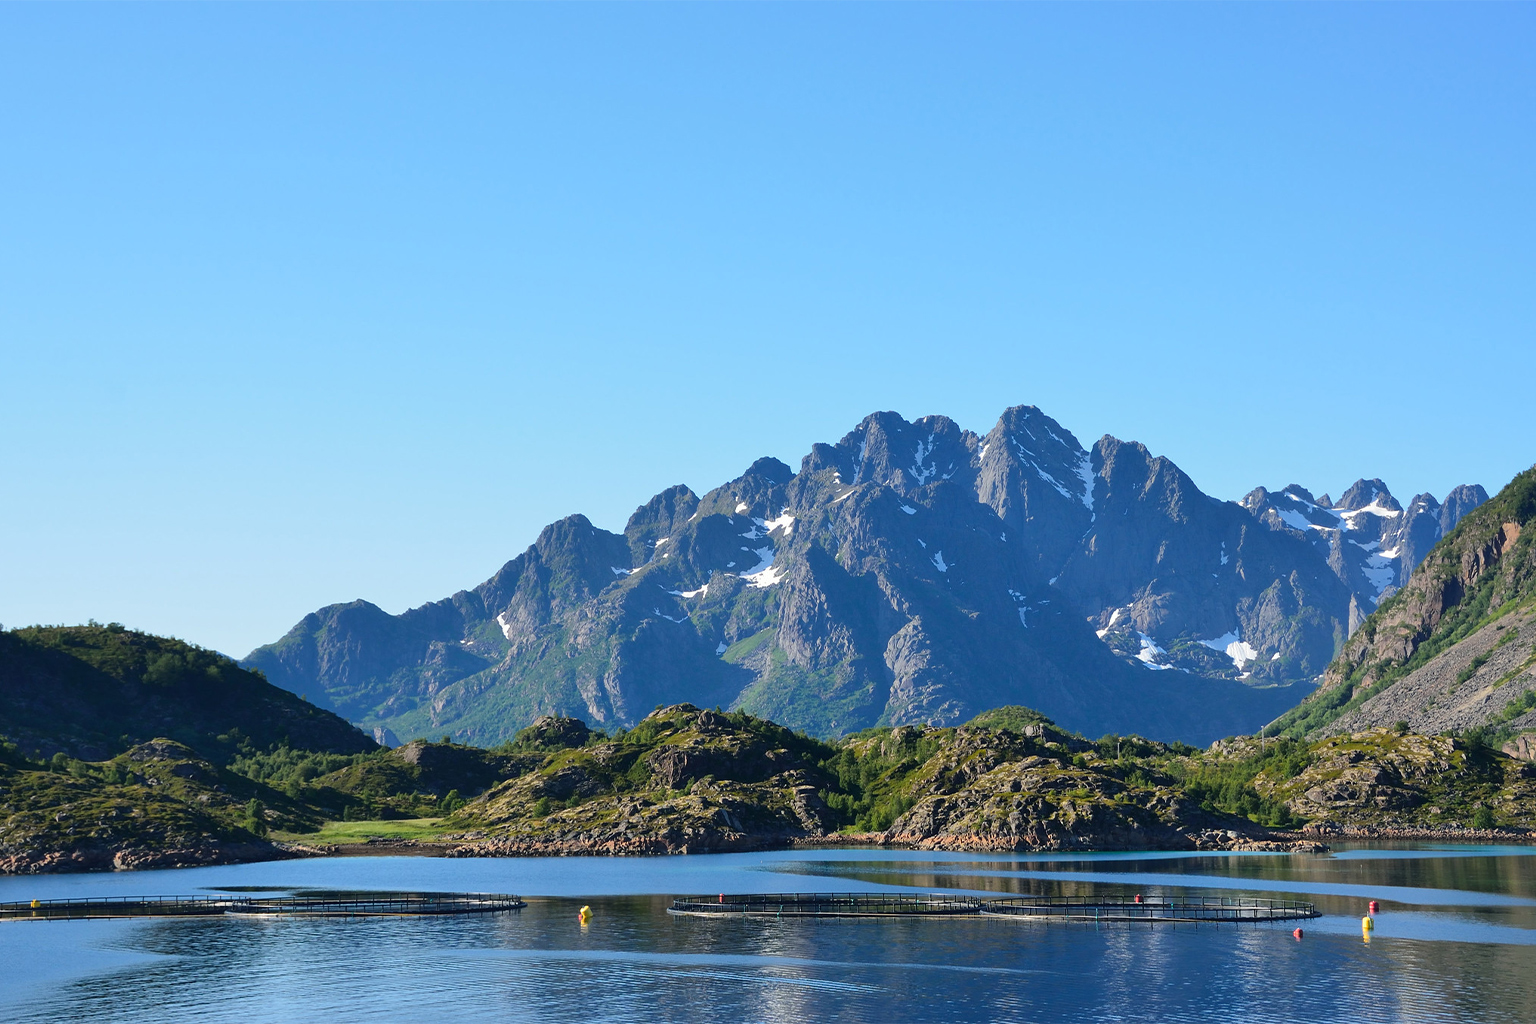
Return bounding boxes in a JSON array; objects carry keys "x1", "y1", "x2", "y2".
[
  {"x1": 0, "y1": 739, "x2": 307, "y2": 873},
  {"x1": 1252, "y1": 727, "x2": 1536, "y2": 833},
  {"x1": 442, "y1": 703, "x2": 1304, "y2": 856}
]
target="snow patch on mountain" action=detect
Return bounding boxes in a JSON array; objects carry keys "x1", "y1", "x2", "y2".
[
  {"x1": 1136, "y1": 633, "x2": 1176, "y2": 670},
  {"x1": 1007, "y1": 589, "x2": 1030, "y2": 627},
  {"x1": 739, "y1": 545, "x2": 784, "y2": 588},
  {"x1": 763, "y1": 512, "x2": 796, "y2": 536},
  {"x1": 1075, "y1": 452, "x2": 1096, "y2": 511},
  {"x1": 911, "y1": 434, "x2": 939, "y2": 485},
  {"x1": 1199, "y1": 630, "x2": 1259, "y2": 670},
  {"x1": 1341, "y1": 501, "x2": 1402, "y2": 524},
  {"x1": 1363, "y1": 548, "x2": 1400, "y2": 598},
  {"x1": 1275, "y1": 508, "x2": 1327, "y2": 533}
]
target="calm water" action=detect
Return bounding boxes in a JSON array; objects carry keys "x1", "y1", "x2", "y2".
[{"x1": 2, "y1": 844, "x2": 1535, "y2": 1023}]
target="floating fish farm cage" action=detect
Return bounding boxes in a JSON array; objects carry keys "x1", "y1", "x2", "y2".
[
  {"x1": 669, "y1": 892, "x2": 984, "y2": 918},
  {"x1": 980, "y1": 895, "x2": 1320, "y2": 923},
  {"x1": 670, "y1": 892, "x2": 1319, "y2": 923},
  {"x1": 0, "y1": 891, "x2": 525, "y2": 922}
]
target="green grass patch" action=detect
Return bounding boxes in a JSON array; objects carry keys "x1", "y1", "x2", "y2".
[
  {"x1": 276, "y1": 818, "x2": 452, "y2": 844},
  {"x1": 721, "y1": 628, "x2": 773, "y2": 664}
]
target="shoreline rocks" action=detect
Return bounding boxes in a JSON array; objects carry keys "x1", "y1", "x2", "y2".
[{"x1": 0, "y1": 841, "x2": 294, "y2": 875}]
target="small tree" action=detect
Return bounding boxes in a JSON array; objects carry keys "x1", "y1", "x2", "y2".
[{"x1": 244, "y1": 798, "x2": 269, "y2": 837}]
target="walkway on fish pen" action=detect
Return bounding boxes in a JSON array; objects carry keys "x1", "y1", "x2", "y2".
[
  {"x1": 669, "y1": 893, "x2": 1318, "y2": 923},
  {"x1": 0, "y1": 891, "x2": 525, "y2": 922},
  {"x1": 981, "y1": 895, "x2": 1320, "y2": 923},
  {"x1": 669, "y1": 892, "x2": 984, "y2": 918}
]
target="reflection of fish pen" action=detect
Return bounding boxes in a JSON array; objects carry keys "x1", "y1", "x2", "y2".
[
  {"x1": 669, "y1": 892, "x2": 983, "y2": 918},
  {"x1": 982, "y1": 895, "x2": 1319, "y2": 923},
  {"x1": 670, "y1": 893, "x2": 1319, "y2": 923},
  {"x1": 0, "y1": 891, "x2": 524, "y2": 922}
]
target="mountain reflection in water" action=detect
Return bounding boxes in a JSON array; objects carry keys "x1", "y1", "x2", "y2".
[{"x1": 1, "y1": 846, "x2": 1533, "y2": 1023}]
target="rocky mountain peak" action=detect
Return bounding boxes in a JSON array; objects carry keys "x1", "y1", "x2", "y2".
[
  {"x1": 1336, "y1": 478, "x2": 1402, "y2": 513},
  {"x1": 825, "y1": 411, "x2": 980, "y2": 497},
  {"x1": 624, "y1": 484, "x2": 700, "y2": 566},
  {"x1": 1442, "y1": 484, "x2": 1491, "y2": 534}
]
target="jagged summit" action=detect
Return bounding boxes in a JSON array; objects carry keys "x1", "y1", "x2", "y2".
[
  {"x1": 1242, "y1": 478, "x2": 1489, "y2": 634},
  {"x1": 245, "y1": 404, "x2": 1489, "y2": 747}
]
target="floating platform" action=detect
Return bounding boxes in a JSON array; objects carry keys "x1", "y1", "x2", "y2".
[
  {"x1": 670, "y1": 892, "x2": 1318, "y2": 923},
  {"x1": 0, "y1": 891, "x2": 525, "y2": 922}
]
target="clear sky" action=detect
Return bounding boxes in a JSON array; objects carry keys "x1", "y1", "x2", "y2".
[{"x1": 2, "y1": 4, "x2": 1532, "y2": 658}]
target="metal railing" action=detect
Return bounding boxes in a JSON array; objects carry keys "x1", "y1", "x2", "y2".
[
  {"x1": 980, "y1": 895, "x2": 1319, "y2": 922},
  {"x1": 669, "y1": 892, "x2": 983, "y2": 917},
  {"x1": 0, "y1": 891, "x2": 524, "y2": 922},
  {"x1": 668, "y1": 892, "x2": 1319, "y2": 923}
]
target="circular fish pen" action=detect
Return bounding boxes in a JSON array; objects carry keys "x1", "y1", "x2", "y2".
[
  {"x1": 981, "y1": 895, "x2": 1320, "y2": 923},
  {"x1": 669, "y1": 893, "x2": 1319, "y2": 923},
  {"x1": 669, "y1": 892, "x2": 983, "y2": 918},
  {"x1": 0, "y1": 891, "x2": 525, "y2": 922}
]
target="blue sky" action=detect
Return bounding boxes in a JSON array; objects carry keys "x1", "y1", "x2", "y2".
[{"x1": 2, "y1": 4, "x2": 1532, "y2": 657}]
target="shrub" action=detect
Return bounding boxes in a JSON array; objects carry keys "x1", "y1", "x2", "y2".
[{"x1": 244, "y1": 798, "x2": 269, "y2": 837}]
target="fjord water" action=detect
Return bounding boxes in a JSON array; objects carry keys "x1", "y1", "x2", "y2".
[{"x1": 3, "y1": 847, "x2": 1534, "y2": 1023}]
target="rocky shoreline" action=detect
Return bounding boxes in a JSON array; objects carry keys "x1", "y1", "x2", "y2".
[
  {"x1": 0, "y1": 841, "x2": 295, "y2": 876},
  {"x1": 1291, "y1": 823, "x2": 1536, "y2": 842},
  {"x1": 22, "y1": 824, "x2": 1536, "y2": 874}
]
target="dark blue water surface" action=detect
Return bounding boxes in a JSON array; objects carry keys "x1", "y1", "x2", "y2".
[{"x1": 2, "y1": 845, "x2": 1534, "y2": 1023}]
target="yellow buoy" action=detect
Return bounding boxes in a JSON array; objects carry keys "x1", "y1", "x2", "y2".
[
  {"x1": 1361, "y1": 915, "x2": 1373, "y2": 931},
  {"x1": 579, "y1": 905, "x2": 591, "y2": 925}
]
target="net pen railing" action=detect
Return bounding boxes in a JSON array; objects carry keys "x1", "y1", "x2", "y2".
[
  {"x1": 669, "y1": 892, "x2": 983, "y2": 917},
  {"x1": 0, "y1": 891, "x2": 525, "y2": 921},
  {"x1": 980, "y1": 895, "x2": 1319, "y2": 922},
  {"x1": 0, "y1": 895, "x2": 236, "y2": 921},
  {"x1": 225, "y1": 892, "x2": 524, "y2": 917},
  {"x1": 668, "y1": 892, "x2": 1319, "y2": 922}
]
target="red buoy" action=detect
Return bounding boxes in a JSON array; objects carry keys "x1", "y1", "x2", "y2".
[
  {"x1": 1369, "y1": 900, "x2": 1379, "y2": 915},
  {"x1": 1134, "y1": 894, "x2": 1143, "y2": 903},
  {"x1": 1293, "y1": 928, "x2": 1304, "y2": 939},
  {"x1": 719, "y1": 894, "x2": 725, "y2": 903}
]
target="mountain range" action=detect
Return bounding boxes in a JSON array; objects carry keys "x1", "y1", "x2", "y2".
[{"x1": 244, "y1": 405, "x2": 1486, "y2": 746}]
